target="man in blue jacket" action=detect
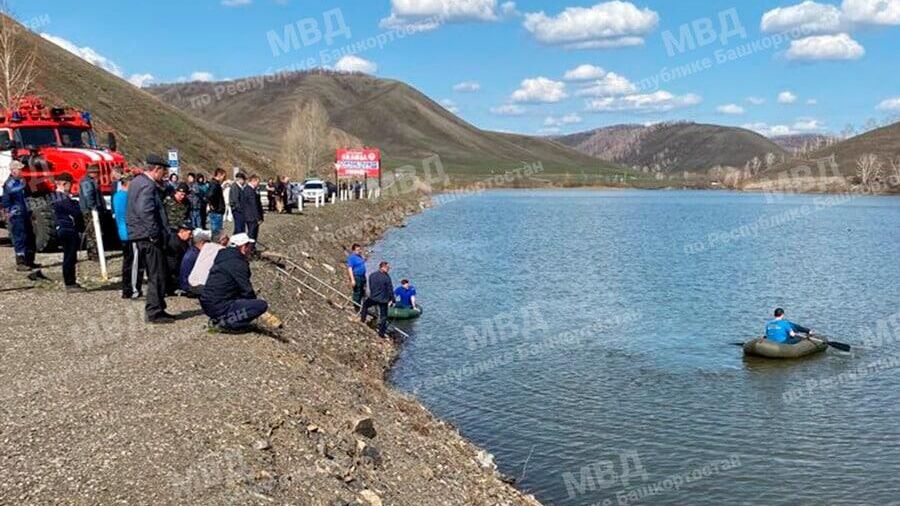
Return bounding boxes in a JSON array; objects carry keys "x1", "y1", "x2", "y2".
[
  {"x1": 200, "y1": 233, "x2": 270, "y2": 331},
  {"x1": 346, "y1": 244, "x2": 367, "y2": 306},
  {"x1": 113, "y1": 174, "x2": 143, "y2": 299},
  {"x1": 2, "y1": 160, "x2": 36, "y2": 272},
  {"x1": 764, "y1": 308, "x2": 812, "y2": 344},
  {"x1": 51, "y1": 174, "x2": 85, "y2": 292},
  {"x1": 361, "y1": 261, "x2": 394, "y2": 338}
]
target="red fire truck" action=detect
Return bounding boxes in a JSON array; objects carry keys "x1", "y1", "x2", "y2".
[{"x1": 0, "y1": 96, "x2": 127, "y2": 251}]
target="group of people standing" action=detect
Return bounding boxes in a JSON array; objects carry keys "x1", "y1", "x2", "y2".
[{"x1": 346, "y1": 243, "x2": 417, "y2": 338}]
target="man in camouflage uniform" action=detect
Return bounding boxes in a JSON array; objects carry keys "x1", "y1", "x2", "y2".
[{"x1": 164, "y1": 182, "x2": 190, "y2": 232}]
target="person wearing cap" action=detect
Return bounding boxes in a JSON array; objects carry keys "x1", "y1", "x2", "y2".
[
  {"x1": 188, "y1": 231, "x2": 229, "y2": 292},
  {"x1": 127, "y1": 155, "x2": 176, "y2": 323},
  {"x1": 165, "y1": 183, "x2": 191, "y2": 232},
  {"x1": 228, "y1": 172, "x2": 247, "y2": 234},
  {"x1": 763, "y1": 308, "x2": 812, "y2": 344},
  {"x1": 361, "y1": 261, "x2": 394, "y2": 338},
  {"x1": 179, "y1": 228, "x2": 210, "y2": 296},
  {"x1": 393, "y1": 278, "x2": 417, "y2": 309},
  {"x1": 165, "y1": 222, "x2": 193, "y2": 296},
  {"x1": 2, "y1": 160, "x2": 37, "y2": 272},
  {"x1": 200, "y1": 233, "x2": 273, "y2": 331},
  {"x1": 113, "y1": 173, "x2": 143, "y2": 299},
  {"x1": 78, "y1": 164, "x2": 107, "y2": 261},
  {"x1": 51, "y1": 174, "x2": 86, "y2": 292}
]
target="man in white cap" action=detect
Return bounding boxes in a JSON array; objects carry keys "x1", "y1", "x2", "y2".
[{"x1": 199, "y1": 232, "x2": 280, "y2": 331}]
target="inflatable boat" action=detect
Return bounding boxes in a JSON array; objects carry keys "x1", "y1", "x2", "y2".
[
  {"x1": 388, "y1": 305, "x2": 423, "y2": 320},
  {"x1": 742, "y1": 336, "x2": 828, "y2": 359}
]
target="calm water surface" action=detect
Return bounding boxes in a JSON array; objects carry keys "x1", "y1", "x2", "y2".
[{"x1": 371, "y1": 190, "x2": 900, "y2": 505}]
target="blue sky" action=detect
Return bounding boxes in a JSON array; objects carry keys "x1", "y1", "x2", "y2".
[{"x1": 18, "y1": 0, "x2": 900, "y2": 137}]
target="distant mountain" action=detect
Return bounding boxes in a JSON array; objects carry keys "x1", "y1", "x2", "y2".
[
  {"x1": 770, "y1": 134, "x2": 839, "y2": 154},
  {"x1": 11, "y1": 15, "x2": 265, "y2": 172},
  {"x1": 555, "y1": 122, "x2": 786, "y2": 173},
  {"x1": 149, "y1": 72, "x2": 614, "y2": 178}
]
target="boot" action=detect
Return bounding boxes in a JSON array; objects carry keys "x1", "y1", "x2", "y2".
[
  {"x1": 25, "y1": 252, "x2": 41, "y2": 269},
  {"x1": 15, "y1": 255, "x2": 30, "y2": 272},
  {"x1": 259, "y1": 311, "x2": 284, "y2": 330}
]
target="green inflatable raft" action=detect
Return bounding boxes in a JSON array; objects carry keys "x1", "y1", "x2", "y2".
[
  {"x1": 743, "y1": 336, "x2": 827, "y2": 359},
  {"x1": 388, "y1": 305, "x2": 423, "y2": 320}
]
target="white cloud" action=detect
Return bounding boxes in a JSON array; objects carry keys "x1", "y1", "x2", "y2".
[
  {"x1": 40, "y1": 33, "x2": 124, "y2": 77},
  {"x1": 841, "y1": 0, "x2": 900, "y2": 25},
  {"x1": 128, "y1": 74, "x2": 155, "y2": 88},
  {"x1": 760, "y1": 1, "x2": 844, "y2": 34},
  {"x1": 510, "y1": 77, "x2": 567, "y2": 103},
  {"x1": 453, "y1": 80, "x2": 481, "y2": 92},
  {"x1": 778, "y1": 91, "x2": 798, "y2": 104},
  {"x1": 747, "y1": 97, "x2": 766, "y2": 105},
  {"x1": 786, "y1": 33, "x2": 865, "y2": 60},
  {"x1": 538, "y1": 127, "x2": 561, "y2": 134},
  {"x1": 563, "y1": 64, "x2": 607, "y2": 81},
  {"x1": 877, "y1": 97, "x2": 900, "y2": 110},
  {"x1": 489, "y1": 104, "x2": 527, "y2": 116},
  {"x1": 544, "y1": 113, "x2": 582, "y2": 127},
  {"x1": 523, "y1": 1, "x2": 659, "y2": 50},
  {"x1": 585, "y1": 91, "x2": 701, "y2": 113},
  {"x1": 716, "y1": 104, "x2": 745, "y2": 115},
  {"x1": 807, "y1": 98, "x2": 818, "y2": 105},
  {"x1": 190, "y1": 71, "x2": 215, "y2": 82},
  {"x1": 575, "y1": 72, "x2": 637, "y2": 96},
  {"x1": 221, "y1": 0, "x2": 252, "y2": 6},
  {"x1": 380, "y1": 0, "x2": 515, "y2": 31},
  {"x1": 743, "y1": 119, "x2": 824, "y2": 136},
  {"x1": 439, "y1": 98, "x2": 459, "y2": 114},
  {"x1": 334, "y1": 55, "x2": 378, "y2": 74}
]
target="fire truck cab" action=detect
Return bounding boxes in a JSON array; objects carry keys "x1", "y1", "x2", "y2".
[{"x1": 0, "y1": 96, "x2": 127, "y2": 251}]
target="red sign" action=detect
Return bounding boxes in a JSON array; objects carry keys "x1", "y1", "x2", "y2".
[{"x1": 336, "y1": 148, "x2": 381, "y2": 178}]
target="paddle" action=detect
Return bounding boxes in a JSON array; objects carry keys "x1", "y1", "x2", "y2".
[{"x1": 729, "y1": 335, "x2": 851, "y2": 352}]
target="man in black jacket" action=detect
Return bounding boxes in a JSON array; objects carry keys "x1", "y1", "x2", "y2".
[
  {"x1": 207, "y1": 168, "x2": 227, "y2": 236},
  {"x1": 361, "y1": 261, "x2": 394, "y2": 338},
  {"x1": 200, "y1": 233, "x2": 269, "y2": 331},
  {"x1": 51, "y1": 174, "x2": 86, "y2": 292},
  {"x1": 127, "y1": 155, "x2": 175, "y2": 324},
  {"x1": 242, "y1": 175, "x2": 264, "y2": 241},
  {"x1": 229, "y1": 172, "x2": 247, "y2": 235}
]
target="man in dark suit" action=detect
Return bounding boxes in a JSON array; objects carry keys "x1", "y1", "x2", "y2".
[
  {"x1": 361, "y1": 261, "x2": 394, "y2": 338},
  {"x1": 242, "y1": 175, "x2": 264, "y2": 242}
]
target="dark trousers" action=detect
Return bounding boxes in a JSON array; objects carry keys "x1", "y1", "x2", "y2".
[
  {"x1": 59, "y1": 231, "x2": 79, "y2": 286},
  {"x1": 82, "y1": 211, "x2": 98, "y2": 259},
  {"x1": 208, "y1": 299, "x2": 268, "y2": 330},
  {"x1": 136, "y1": 240, "x2": 167, "y2": 318},
  {"x1": 8, "y1": 214, "x2": 33, "y2": 257},
  {"x1": 233, "y1": 211, "x2": 245, "y2": 235},
  {"x1": 361, "y1": 298, "x2": 389, "y2": 337},
  {"x1": 352, "y1": 274, "x2": 367, "y2": 306},
  {"x1": 122, "y1": 240, "x2": 144, "y2": 297},
  {"x1": 245, "y1": 220, "x2": 259, "y2": 241}
]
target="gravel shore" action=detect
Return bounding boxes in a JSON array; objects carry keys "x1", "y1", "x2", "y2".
[{"x1": 0, "y1": 197, "x2": 540, "y2": 506}]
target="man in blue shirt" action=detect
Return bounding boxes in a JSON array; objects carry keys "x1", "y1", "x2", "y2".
[
  {"x1": 346, "y1": 243, "x2": 367, "y2": 306},
  {"x1": 394, "y1": 279, "x2": 417, "y2": 309},
  {"x1": 764, "y1": 308, "x2": 811, "y2": 344},
  {"x1": 2, "y1": 160, "x2": 36, "y2": 272},
  {"x1": 113, "y1": 174, "x2": 144, "y2": 299}
]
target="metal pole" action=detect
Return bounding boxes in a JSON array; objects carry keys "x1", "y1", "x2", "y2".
[{"x1": 91, "y1": 209, "x2": 108, "y2": 281}]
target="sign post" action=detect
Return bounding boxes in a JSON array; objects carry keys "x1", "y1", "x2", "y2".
[
  {"x1": 335, "y1": 147, "x2": 381, "y2": 184},
  {"x1": 167, "y1": 149, "x2": 180, "y2": 176}
]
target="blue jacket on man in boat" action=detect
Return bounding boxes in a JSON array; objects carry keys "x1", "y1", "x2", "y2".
[{"x1": 765, "y1": 319, "x2": 810, "y2": 343}]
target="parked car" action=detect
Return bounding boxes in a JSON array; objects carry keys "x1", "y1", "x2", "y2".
[{"x1": 301, "y1": 179, "x2": 328, "y2": 203}]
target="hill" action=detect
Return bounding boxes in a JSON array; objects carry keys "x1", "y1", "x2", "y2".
[
  {"x1": 556, "y1": 122, "x2": 786, "y2": 173},
  {"x1": 10, "y1": 15, "x2": 266, "y2": 173},
  {"x1": 148, "y1": 72, "x2": 615, "y2": 181},
  {"x1": 770, "y1": 133, "x2": 839, "y2": 154}
]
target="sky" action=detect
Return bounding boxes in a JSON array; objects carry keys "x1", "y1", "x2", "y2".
[{"x1": 16, "y1": 0, "x2": 900, "y2": 137}]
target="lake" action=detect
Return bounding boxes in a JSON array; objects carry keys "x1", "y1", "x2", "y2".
[{"x1": 370, "y1": 190, "x2": 900, "y2": 505}]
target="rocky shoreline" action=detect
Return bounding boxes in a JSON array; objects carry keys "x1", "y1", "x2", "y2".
[{"x1": 0, "y1": 196, "x2": 540, "y2": 506}]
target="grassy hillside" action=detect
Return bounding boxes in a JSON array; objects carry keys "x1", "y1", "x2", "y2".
[
  {"x1": 149, "y1": 72, "x2": 622, "y2": 180},
  {"x1": 12, "y1": 16, "x2": 266, "y2": 174},
  {"x1": 556, "y1": 122, "x2": 786, "y2": 173}
]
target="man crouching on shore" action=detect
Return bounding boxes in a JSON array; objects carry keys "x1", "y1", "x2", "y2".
[{"x1": 200, "y1": 233, "x2": 282, "y2": 332}]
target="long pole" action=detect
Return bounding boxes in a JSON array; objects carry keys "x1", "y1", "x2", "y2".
[{"x1": 91, "y1": 209, "x2": 108, "y2": 281}]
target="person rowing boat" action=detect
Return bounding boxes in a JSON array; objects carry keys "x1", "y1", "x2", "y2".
[{"x1": 763, "y1": 307, "x2": 812, "y2": 344}]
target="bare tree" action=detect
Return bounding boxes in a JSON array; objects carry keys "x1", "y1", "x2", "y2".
[
  {"x1": 746, "y1": 156, "x2": 762, "y2": 176},
  {"x1": 764, "y1": 152, "x2": 777, "y2": 169},
  {"x1": 0, "y1": 6, "x2": 36, "y2": 110},
  {"x1": 889, "y1": 156, "x2": 900, "y2": 184},
  {"x1": 279, "y1": 99, "x2": 332, "y2": 181},
  {"x1": 856, "y1": 153, "x2": 882, "y2": 185}
]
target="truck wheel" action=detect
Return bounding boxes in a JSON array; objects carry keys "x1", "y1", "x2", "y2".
[{"x1": 28, "y1": 196, "x2": 58, "y2": 252}]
